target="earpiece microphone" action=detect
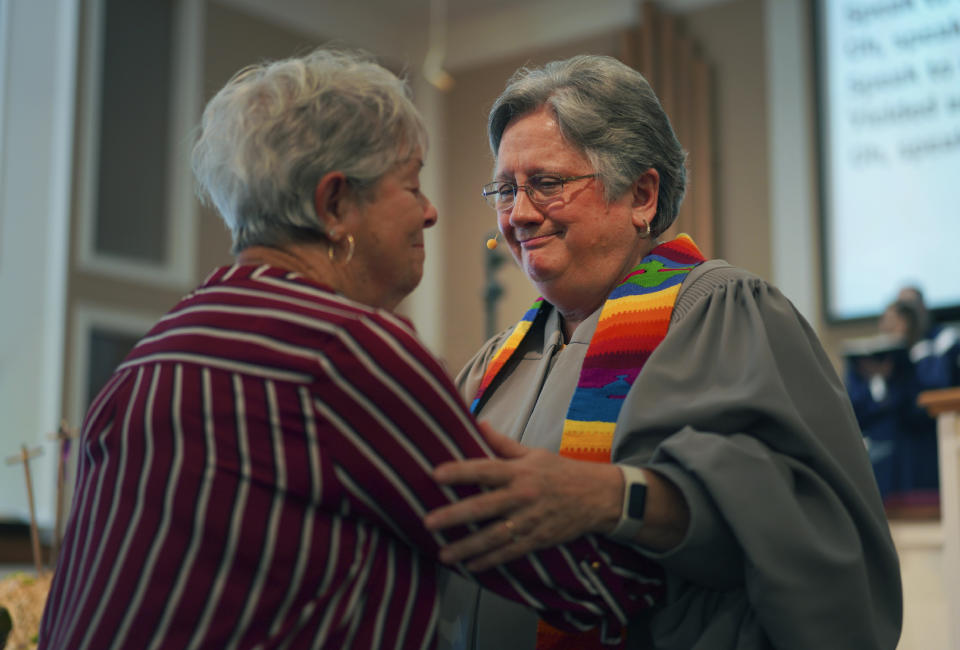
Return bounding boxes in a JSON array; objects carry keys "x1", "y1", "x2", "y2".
[{"x1": 485, "y1": 232, "x2": 500, "y2": 250}]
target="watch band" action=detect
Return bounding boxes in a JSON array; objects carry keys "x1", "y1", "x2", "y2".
[{"x1": 611, "y1": 465, "x2": 648, "y2": 540}]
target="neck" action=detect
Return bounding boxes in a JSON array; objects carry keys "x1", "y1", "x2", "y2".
[
  {"x1": 553, "y1": 237, "x2": 661, "y2": 341},
  {"x1": 558, "y1": 314, "x2": 581, "y2": 343},
  {"x1": 235, "y1": 243, "x2": 338, "y2": 289},
  {"x1": 236, "y1": 243, "x2": 405, "y2": 312}
]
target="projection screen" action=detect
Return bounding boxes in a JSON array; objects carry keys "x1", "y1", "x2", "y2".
[{"x1": 814, "y1": 0, "x2": 960, "y2": 322}]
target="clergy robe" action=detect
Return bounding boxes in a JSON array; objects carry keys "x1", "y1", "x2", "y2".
[{"x1": 439, "y1": 260, "x2": 902, "y2": 650}]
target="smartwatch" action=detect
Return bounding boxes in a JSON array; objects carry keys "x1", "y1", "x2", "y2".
[{"x1": 611, "y1": 465, "x2": 648, "y2": 540}]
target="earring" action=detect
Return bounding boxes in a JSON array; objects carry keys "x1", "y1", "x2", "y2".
[
  {"x1": 328, "y1": 234, "x2": 355, "y2": 265},
  {"x1": 638, "y1": 220, "x2": 651, "y2": 238}
]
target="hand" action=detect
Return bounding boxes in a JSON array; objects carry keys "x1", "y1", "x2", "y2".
[{"x1": 423, "y1": 423, "x2": 623, "y2": 571}]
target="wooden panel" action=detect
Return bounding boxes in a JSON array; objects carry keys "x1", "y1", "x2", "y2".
[
  {"x1": 919, "y1": 387, "x2": 960, "y2": 416},
  {"x1": 626, "y1": 1, "x2": 715, "y2": 255},
  {"x1": 674, "y1": 32, "x2": 694, "y2": 242},
  {"x1": 692, "y1": 57, "x2": 715, "y2": 257},
  {"x1": 640, "y1": 1, "x2": 659, "y2": 89},
  {"x1": 658, "y1": 12, "x2": 677, "y2": 121},
  {"x1": 673, "y1": 33, "x2": 693, "y2": 154},
  {"x1": 658, "y1": 12, "x2": 682, "y2": 234},
  {"x1": 619, "y1": 26, "x2": 640, "y2": 70}
]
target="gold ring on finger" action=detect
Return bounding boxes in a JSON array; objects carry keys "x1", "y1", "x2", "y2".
[{"x1": 503, "y1": 518, "x2": 520, "y2": 544}]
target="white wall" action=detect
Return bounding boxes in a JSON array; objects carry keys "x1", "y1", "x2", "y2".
[
  {"x1": 766, "y1": 0, "x2": 818, "y2": 323},
  {"x1": 399, "y1": 77, "x2": 447, "y2": 354},
  {"x1": 0, "y1": 0, "x2": 78, "y2": 527}
]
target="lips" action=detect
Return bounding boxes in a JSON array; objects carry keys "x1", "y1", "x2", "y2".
[{"x1": 517, "y1": 232, "x2": 559, "y2": 248}]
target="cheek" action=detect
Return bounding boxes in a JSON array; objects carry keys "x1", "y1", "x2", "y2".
[{"x1": 497, "y1": 214, "x2": 518, "y2": 246}]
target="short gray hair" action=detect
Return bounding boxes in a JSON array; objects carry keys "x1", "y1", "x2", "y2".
[
  {"x1": 192, "y1": 48, "x2": 427, "y2": 253},
  {"x1": 488, "y1": 55, "x2": 686, "y2": 237}
]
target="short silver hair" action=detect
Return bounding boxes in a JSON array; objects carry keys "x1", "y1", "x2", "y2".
[
  {"x1": 192, "y1": 48, "x2": 427, "y2": 253},
  {"x1": 488, "y1": 55, "x2": 686, "y2": 237}
]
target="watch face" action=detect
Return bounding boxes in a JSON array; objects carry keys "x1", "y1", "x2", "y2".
[{"x1": 627, "y1": 483, "x2": 647, "y2": 520}]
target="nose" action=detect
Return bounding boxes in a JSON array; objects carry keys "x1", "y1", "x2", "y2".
[
  {"x1": 507, "y1": 187, "x2": 543, "y2": 228},
  {"x1": 423, "y1": 195, "x2": 438, "y2": 228}
]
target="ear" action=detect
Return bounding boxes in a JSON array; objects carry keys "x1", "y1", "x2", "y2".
[
  {"x1": 630, "y1": 168, "x2": 660, "y2": 229},
  {"x1": 313, "y1": 171, "x2": 351, "y2": 238}
]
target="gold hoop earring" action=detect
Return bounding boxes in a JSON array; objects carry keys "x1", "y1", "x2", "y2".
[
  {"x1": 328, "y1": 234, "x2": 355, "y2": 265},
  {"x1": 638, "y1": 220, "x2": 651, "y2": 238}
]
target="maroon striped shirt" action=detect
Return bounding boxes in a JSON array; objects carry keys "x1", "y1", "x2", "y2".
[{"x1": 40, "y1": 265, "x2": 663, "y2": 649}]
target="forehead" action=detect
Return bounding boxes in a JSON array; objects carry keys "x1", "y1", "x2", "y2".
[
  {"x1": 495, "y1": 107, "x2": 591, "y2": 178},
  {"x1": 391, "y1": 150, "x2": 424, "y2": 177}
]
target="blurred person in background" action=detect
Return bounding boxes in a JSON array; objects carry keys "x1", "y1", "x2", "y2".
[
  {"x1": 897, "y1": 286, "x2": 960, "y2": 390},
  {"x1": 847, "y1": 287, "x2": 959, "y2": 514}
]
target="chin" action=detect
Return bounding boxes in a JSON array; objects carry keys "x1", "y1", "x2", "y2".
[
  {"x1": 400, "y1": 272, "x2": 421, "y2": 297},
  {"x1": 522, "y1": 258, "x2": 559, "y2": 284}
]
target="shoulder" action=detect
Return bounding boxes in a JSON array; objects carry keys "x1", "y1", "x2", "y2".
[
  {"x1": 672, "y1": 260, "x2": 773, "y2": 324},
  {"x1": 455, "y1": 325, "x2": 515, "y2": 394},
  {"x1": 217, "y1": 268, "x2": 439, "y2": 372},
  {"x1": 250, "y1": 268, "x2": 424, "y2": 345},
  {"x1": 455, "y1": 303, "x2": 556, "y2": 397}
]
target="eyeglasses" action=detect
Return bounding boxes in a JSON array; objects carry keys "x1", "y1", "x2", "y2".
[{"x1": 481, "y1": 174, "x2": 598, "y2": 211}]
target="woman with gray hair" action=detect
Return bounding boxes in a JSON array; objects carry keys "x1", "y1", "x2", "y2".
[
  {"x1": 427, "y1": 55, "x2": 902, "y2": 650},
  {"x1": 39, "y1": 49, "x2": 666, "y2": 650}
]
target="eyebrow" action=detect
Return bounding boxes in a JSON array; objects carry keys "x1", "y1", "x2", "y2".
[
  {"x1": 404, "y1": 158, "x2": 424, "y2": 177},
  {"x1": 493, "y1": 169, "x2": 561, "y2": 182}
]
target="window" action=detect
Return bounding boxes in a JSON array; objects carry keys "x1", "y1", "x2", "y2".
[{"x1": 75, "y1": 0, "x2": 203, "y2": 288}]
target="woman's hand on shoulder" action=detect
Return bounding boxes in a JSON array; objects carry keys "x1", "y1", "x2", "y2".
[{"x1": 423, "y1": 422, "x2": 623, "y2": 571}]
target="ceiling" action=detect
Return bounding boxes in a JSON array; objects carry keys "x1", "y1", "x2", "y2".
[{"x1": 215, "y1": 0, "x2": 731, "y2": 72}]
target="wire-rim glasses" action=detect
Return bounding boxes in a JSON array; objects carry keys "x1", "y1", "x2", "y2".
[{"x1": 481, "y1": 174, "x2": 598, "y2": 211}]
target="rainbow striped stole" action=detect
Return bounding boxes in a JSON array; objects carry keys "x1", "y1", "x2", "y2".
[
  {"x1": 469, "y1": 298, "x2": 544, "y2": 413},
  {"x1": 470, "y1": 235, "x2": 705, "y2": 463}
]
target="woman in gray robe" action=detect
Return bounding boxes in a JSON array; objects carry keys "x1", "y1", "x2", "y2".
[{"x1": 424, "y1": 55, "x2": 901, "y2": 650}]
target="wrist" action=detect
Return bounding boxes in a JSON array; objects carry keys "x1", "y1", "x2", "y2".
[
  {"x1": 609, "y1": 465, "x2": 648, "y2": 540},
  {"x1": 592, "y1": 463, "x2": 629, "y2": 535}
]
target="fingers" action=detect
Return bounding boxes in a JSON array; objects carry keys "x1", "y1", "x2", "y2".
[
  {"x1": 433, "y1": 456, "x2": 513, "y2": 485},
  {"x1": 437, "y1": 517, "x2": 533, "y2": 569},
  {"x1": 433, "y1": 423, "x2": 527, "y2": 485},
  {"x1": 424, "y1": 489, "x2": 516, "y2": 530},
  {"x1": 426, "y1": 453, "x2": 529, "y2": 532}
]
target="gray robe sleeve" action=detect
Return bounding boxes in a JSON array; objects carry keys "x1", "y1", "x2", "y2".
[{"x1": 614, "y1": 261, "x2": 902, "y2": 649}]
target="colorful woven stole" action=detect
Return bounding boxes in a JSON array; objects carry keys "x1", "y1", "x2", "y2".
[
  {"x1": 469, "y1": 297, "x2": 544, "y2": 413},
  {"x1": 469, "y1": 235, "x2": 705, "y2": 649}
]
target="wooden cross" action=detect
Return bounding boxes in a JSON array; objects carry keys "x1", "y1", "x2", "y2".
[
  {"x1": 5, "y1": 444, "x2": 45, "y2": 576},
  {"x1": 48, "y1": 420, "x2": 77, "y2": 569}
]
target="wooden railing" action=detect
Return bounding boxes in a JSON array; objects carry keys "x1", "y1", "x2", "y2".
[{"x1": 918, "y1": 386, "x2": 960, "y2": 650}]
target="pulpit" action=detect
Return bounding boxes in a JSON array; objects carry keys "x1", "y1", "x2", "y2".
[{"x1": 918, "y1": 387, "x2": 960, "y2": 649}]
